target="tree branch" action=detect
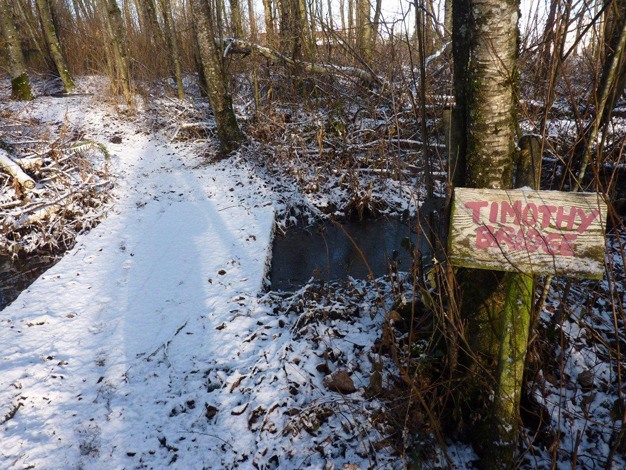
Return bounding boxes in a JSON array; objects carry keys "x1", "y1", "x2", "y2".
[
  {"x1": 222, "y1": 38, "x2": 382, "y2": 85},
  {"x1": 0, "y1": 149, "x2": 36, "y2": 191}
]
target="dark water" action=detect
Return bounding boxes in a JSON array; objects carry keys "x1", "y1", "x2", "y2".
[
  {"x1": 269, "y1": 215, "x2": 442, "y2": 291},
  {"x1": 0, "y1": 255, "x2": 59, "y2": 310}
]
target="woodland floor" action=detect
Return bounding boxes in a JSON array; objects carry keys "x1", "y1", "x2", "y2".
[{"x1": 0, "y1": 76, "x2": 625, "y2": 469}]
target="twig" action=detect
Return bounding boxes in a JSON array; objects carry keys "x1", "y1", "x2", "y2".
[{"x1": 0, "y1": 402, "x2": 22, "y2": 425}]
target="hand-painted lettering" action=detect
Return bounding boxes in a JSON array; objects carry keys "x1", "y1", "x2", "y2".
[
  {"x1": 473, "y1": 224, "x2": 577, "y2": 257},
  {"x1": 465, "y1": 200, "x2": 600, "y2": 234},
  {"x1": 577, "y1": 208, "x2": 599, "y2": 233},
  {"x1": 465, "y1": 201, "x2": 488, "y2": 223},
  {"x1": 500, "y1": 200, "x2": 521, "y2": 225}
]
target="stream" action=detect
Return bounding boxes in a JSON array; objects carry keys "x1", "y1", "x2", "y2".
[
  {"x1": 269, "y1": 213, "x2": 443, "y2": 291},
  {"x1": 0, "y1": 255, "x2": 60, "y2": 310}
]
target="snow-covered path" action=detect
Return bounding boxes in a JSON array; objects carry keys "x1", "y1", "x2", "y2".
[{"x1": 0, "y1": 96, "x2": 277, "y2": 468}]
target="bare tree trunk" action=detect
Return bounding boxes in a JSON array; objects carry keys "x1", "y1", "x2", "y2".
[
  {"x1": 191, "y1": 0, "x2": 244, "y2": 153},
  {"x1": 262, "y1": 0, "x2": 274, "y2": 43},
  {"x1": 444, "y1": 0, "x2": 452, "y2": 37},
  {"x1": 597, "y1": 0, "x2": 626, "y2": 127},
  {"x1": 14, "y1": 0, "x2": 50, "y2": 67},
  {"x1": 451, "y1": 0, "x2": 526, "y2": 466},
  {"x1": 35, "y1": 0, "x2": 76, "y2": 92},
  {"x1": 326, "y1": 0, "x2": 333, "y2": 30},
  {"x1": 160, "y1": 0, "x2": 185, "y2": 99},
  {"x1": 348, "y1": 0, "x2": 354, "y2": 45},
  {"x1": 372, "y1": 0, "x2": 381, "y2": 45},
  {"x1": 229, "y1": 0, "x2": 244, "y2": 37},
  {"x1": 300, "y1": 0, "x2": 313, "y2": 58},
  {"x1": 144, "y1": 0, "x2": 165, "y2": 45},
  {"x1": 247, "y1": 0, "x2": 257, "y2": 40},
  {"x1": 340, "y1": 0, "x2": 346, "y2": 33},
  {"x1": 101, "y1": 0, "x2": 133, "y2": 102},
  {"x1": 356, "y1": 0, "x2": 371, "y2": 62},
  {"x1": 280, "y1": 0, "x2": 305, "y2": 60},
  {"x1": 0, "y1": 0, "x2": 34, "y2": 100},
  {"x1": 575, "y1": 0, "x2": 626, "y2": 190}
]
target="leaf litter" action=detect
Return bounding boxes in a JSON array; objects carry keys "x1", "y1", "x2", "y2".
[{"x1": 0, "y1": 75, "x2": 625, "y2": 469}]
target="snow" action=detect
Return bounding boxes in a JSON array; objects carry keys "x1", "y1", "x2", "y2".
[
  {"x1": 0, "y1": 81, "x2": 404, "y2": 469},
  {"x1": 2, "y1": 76, "x2": 625, "y2": 469},
  {"x1": 0, "y1": 89, "x2": 278, "y2": 468}
]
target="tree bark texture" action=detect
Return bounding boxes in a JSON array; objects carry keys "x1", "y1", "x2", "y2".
[
  {"x1": 279, "y1": 0, "x2": 308, "y2": 61},
  {"x1": 572, "y1": 0, "x2": 626, "y2": 191},
  {"x1": 35, "y1": 0, "x2": 76, "y2": 92},
  {"x1": 356, "y1": 0, "x2": 372, "y2": 62},
  {"x1": 229, "y1": 0, "x2": 244, "y2": 37},
  {"x1": 451, "y1": 0, "x2": 526, "y2": 467},
  {"x1": 191, "y1": 0, "x2": 244, "y2": 154},
  {"x1": 0, "y1": 149, "x2": 36, "y2": 190},
  {"x1": 101, "y1": 0, "x2": 133, "y2": 102},
  {"x1": 142, "y1": 0, "x2": 166, "y2": 47},
  {"x1": 597, "y1": 0, "x2": 626, "y2": 128},
  {"x1": 0, "y1": 0, "x2": 34, "y2": 100},
  {"x1": 247, "y1": 0, "x2": 257, "y2": 40},
  {"x1": 262, "y1": 0, "x2": 274, "y2": 43},
  {"x1": 160, "y1": 0, "x2": 185, "y2": 99}
]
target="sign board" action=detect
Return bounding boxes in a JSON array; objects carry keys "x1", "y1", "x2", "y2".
[{"x1": 448, "y1": 188, "x2": 608, "y2": 279}]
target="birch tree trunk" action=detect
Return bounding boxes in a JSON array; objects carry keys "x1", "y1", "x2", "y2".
[
  {"x1": 35, "y1": 0, "x2": 76, "y2": 92},
  {"x1": 340, "y1": 0, "x2": 346, "y2": 33},
  {"x1": 450, "y1": 0, "x2": 527, "y2": 466},
  {"x1": 101, "y1": 0, "x2": 133, "y2": 103},
  {"x1": 160, "y1": 0, "x2": 185, "y2": 99},
  {"x1": 191, "y1": 0, "x2": 244, "y2": 153},
  {"x1": 355, "y1": 0, "x2": 372, "y2": 62},
  {"x1": 0, "y1": 0, "x2": 34, "y2": 100}
]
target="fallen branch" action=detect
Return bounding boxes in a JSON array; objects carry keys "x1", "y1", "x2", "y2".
[
  {"x1": 0, "y1": 149, "x2": 36, "y2": 191},
  {"x1": 0, "y1": 402, "x2": 22, "y2": 425},
  {"x1": 12, "y1": 156, "x2": 43, "y2": 170},
  {"x1": 222, "y1": 38, "x2": 382, "y2": 85},
  {"x1": 8, "y1": 180, "x2": 111, "y2": 230},
  {"x1": 11, "y1": 202, "x2": 64, "y2": 229}
]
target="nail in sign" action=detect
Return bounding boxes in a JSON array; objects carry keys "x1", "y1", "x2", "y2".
[{"x1": 448, "y1": 188, "x2": 608, "y2": 279}]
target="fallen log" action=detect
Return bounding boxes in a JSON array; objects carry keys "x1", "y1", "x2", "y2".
[
  {"x1": 12, "y1": 204, "x2": 62, "y2": 229},
  {"x1": 222, "y1": 38, "x2": 382, "y2": 85},
  {"x1": 12, "y1": 156, "x2": 43, "y2": 170},
  {"x1": 0, "y1": 149, "x2": 36, "y2": 190}
]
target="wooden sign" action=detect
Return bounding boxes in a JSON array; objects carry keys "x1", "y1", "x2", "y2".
[{"x1": 448, "y1": 188, "x2": 608, "y2": 279}]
